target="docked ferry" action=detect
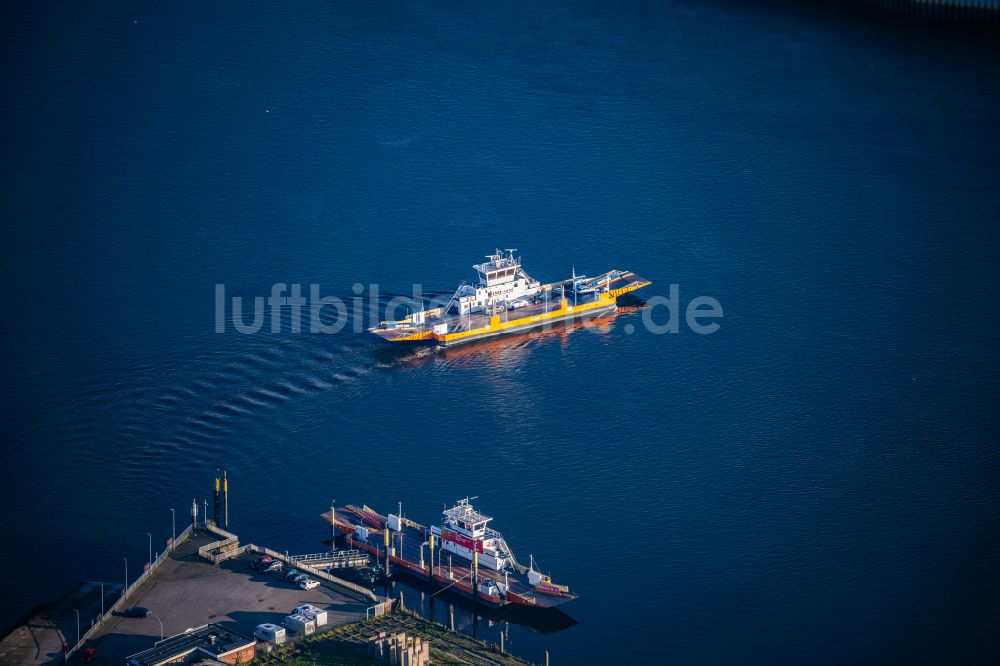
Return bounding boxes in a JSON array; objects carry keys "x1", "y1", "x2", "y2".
[
  {"x1": 370, "y1": 249, "x2": 650, "y2": 346},
  {"x1": 323, "y1": 498, "x2": 577, "y2": 609}
]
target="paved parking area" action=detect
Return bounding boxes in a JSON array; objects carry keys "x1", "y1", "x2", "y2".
[{"x1": 84, "y1": 531, "x2": 369, "y2": 664}]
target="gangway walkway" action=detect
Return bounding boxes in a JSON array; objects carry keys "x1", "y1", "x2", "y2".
[{"x1": 288, "y1": 550, "x2": 370, "y2": 569}]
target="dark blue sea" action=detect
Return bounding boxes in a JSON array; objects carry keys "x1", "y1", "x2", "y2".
[{"x1": 3, "y1": 1, "x2": 999, "y2": 663}]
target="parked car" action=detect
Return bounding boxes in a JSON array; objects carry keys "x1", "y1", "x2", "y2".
[
  {"x1": 251, "y1": 555, "x2": 273, "y2": 570},
  {"x1": 286, "y1": 572, "x2": 308, "y2": 585},
  {"x1": 80, "y1": 648, "x2": 97, "y2": 663},
  {"x1": 123, "y1": 607, "x2": 150, "y2": 618},
  {"x1": 299, "y1": 578, "x2": 320, "y2": 590},
  {"x1": 263, "y1": 560, "x2": 284, "y2": 573}
]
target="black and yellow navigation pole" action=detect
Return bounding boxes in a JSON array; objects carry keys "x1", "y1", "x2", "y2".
[
  {"x1": 223, "y1": 469, "x2": 229, "y2": 529},
  {"x1": 428, "y1": 533, "x2": 435, "y2": 581},
  {"x1": 213, "y1": 476, "x2": 220, "y2": 526},
  {"x1": 472, "y1": 549, "x2": 479, "y2": 605},
  {"x1": 383, "y1": 526, "x2": 391, "y2": 576}
]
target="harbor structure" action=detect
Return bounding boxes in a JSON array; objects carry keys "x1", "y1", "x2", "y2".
[{"x1": 324, "y1": 498, "x2": 577, "y2": 609}]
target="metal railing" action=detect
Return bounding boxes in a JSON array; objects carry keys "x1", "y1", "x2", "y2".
[
  {"x1": 198, "y1": 536, "x2": 241, "y2": 563},
  {"x1": 288, "y1": 550, "x2": 368, "y2": 566},
  {"x1": 483, "y1": 529, "x2": 526, "y2": 574}
]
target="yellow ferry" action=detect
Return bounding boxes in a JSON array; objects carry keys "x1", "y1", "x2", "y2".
[{"x1": 370, "y1": 249, "x2": 650, "y2": 346}]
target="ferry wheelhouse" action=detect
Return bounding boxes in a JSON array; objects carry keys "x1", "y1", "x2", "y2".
[
  {"x1": 451, "y1": 249, "x2": 541, "y2": 316},
  {"x1": 432, "y1": 498, "x2": 516, "y2": 572}
]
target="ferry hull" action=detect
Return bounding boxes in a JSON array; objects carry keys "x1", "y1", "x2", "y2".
[{"x1": 438, "y1": 302, "x2": 616, "y2": 347}]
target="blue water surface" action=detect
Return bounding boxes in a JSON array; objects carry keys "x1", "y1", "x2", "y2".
[{"x1": 2, "y1": 1, "x2": 999, "y2": 663}]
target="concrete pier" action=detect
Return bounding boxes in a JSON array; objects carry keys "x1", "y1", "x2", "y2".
[{"x1": 0, "y1": 528, "x2": 369, "y2": 665}]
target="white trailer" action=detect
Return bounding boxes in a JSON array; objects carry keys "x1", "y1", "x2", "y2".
[
  {"x1": 294, "y1": 604, "x2": 328, "y2": 627},
  {"x1": 255, "y1": 623, "x2": 287, "y2": 645},
  {"x1": 282, "y1": 614, "x2": 316, "y2": 636}
]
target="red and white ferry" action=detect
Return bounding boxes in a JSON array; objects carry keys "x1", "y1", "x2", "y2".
[{"x1": 323, "y1": 497, "x2": 577, "y2": 609}]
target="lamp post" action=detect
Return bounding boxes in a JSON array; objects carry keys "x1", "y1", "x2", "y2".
[
  {"x1": 123, "y1": 557, "x2": 128, "y2": 596},
  {"x1": 99, "y1": 582, "x2": 104, "y2": 618},
  {"x1": 148, "y1": 610, "x2": 164, "y2": 640},
  {"x1": 170, "y1": 509, "x2": 176, "y2": 549},
  {"x1": 74, "y1": 609, "x2": 79, "y2": 645},
  {"x1": 146, "y1": 533, "x2": 152, "y2": 566},
  {"x1": 330, "y1": 498, "x2": 336, "y2": 552}
]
